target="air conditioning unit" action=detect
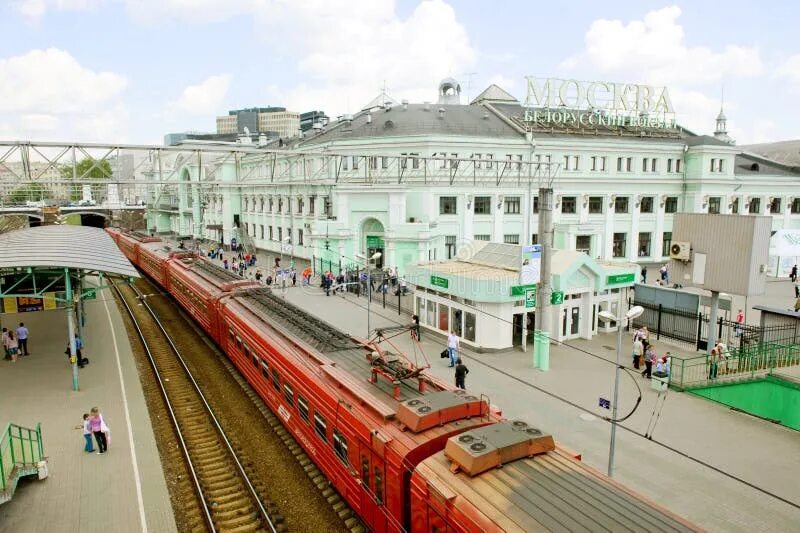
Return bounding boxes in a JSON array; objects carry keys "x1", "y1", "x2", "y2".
[{"x1": 670, "y1": 241, "x2": 691, "y2": 261}]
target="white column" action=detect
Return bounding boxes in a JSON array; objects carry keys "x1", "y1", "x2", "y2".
[
  {"x1": 654, "y1": 194, "x2": 666, "y2": 260},
  {"x1": 463, "y1": 193, "x2": 474, "y2": 240},
  {"x1": 579, "y1": 194, "x2": 589, "y2": 224},
  {"x1": 628, "y1": 196, "x2": 640, "y2": 262},
  {"x1": 493, "y1": 193, "x2": 504, "y2": 242},
  {"x1": 604, "y1": 195, "x2": 615, "y2": 260},
  {"x1": 784, "y1": 196, "x2": 792, "y2": 229}
]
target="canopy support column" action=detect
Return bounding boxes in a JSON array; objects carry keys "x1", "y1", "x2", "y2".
[{"x1": 65, "y1": 269, "x2": 79, "y2": 392}]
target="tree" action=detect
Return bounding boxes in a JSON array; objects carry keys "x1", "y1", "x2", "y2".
[
  {"x1": 60, "y1": 157, "x2": 112, "y2": 201},
  {"x1": 6, "y1": 183, "x2": 51, "y2": 204}
]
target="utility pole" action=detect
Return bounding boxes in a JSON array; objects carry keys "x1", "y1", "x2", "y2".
[{"x1": 537, "y1": 186, "x2": 554, "y2": 337}]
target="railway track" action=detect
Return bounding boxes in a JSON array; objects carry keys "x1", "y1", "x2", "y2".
[{"x1": 113, "y1": 280, "x2": 280, "y2": 533}]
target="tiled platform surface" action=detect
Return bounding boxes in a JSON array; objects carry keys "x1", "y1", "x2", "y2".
[{"x1": 0, "y1": 288, "x2": 176, "y2": 533}]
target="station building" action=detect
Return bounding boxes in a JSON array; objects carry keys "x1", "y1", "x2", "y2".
[{"x1": 148, "y1": 78, "x2": 800, "y2": 280}]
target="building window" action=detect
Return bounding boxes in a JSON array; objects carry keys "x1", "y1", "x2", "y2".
[
  {"x1": 651, "y1": 158, "x2": 657, "y2": 172},
  {"x1": 333, "y1": 430, "x2": 349, "y2": 465},
  {"x1": 588, "y1": 196, "x2": 603, "y2": 214},
  {"x1": 439, "y1": 196, "x2": 457, "y2": 215},
  {"x1": 662, "y1": 231, "x2": 672, "y2": 257},
  {"x1": 599, "y1": 156, "x2": 607, "y2": 171},
  {"x1": 642, "y1": 158, "x2": 649, "y2": 172},
  {"x1": 369, "y1": 156, "x2": 378, "y2": 170},
  {"x1": 676, "y1": 159, "x2": 682, "y2": 172},
  {"x1": 792, "y1": 198, "x2": 800, "y2": 214},
  {"x1": 485, "y1": 153, "x2": 494, "y2": 169},
  {"x1": 639, "y1": 196, "x2": 654, "y2": 214},
  {"x1": 531, "y1": 234, "x2": 538, "y2": 244},
  {"x1": 532, "y1": 196, "x2": 539, "y2": 214},
  {"x1": 770, "y1": 197, "x2": 782, "y2": 214},
  {"x1": 381, "y1": 156, "x2": 389, "y2": 169},
  {"x1": 352, "y1": 156, "x2": 359, "y2": 170},
  {"x1": 297, "y1": 229, "x2": 304, "y2": 246},
  {"x1": 613, "y1": 233, "x2": 626, "y2": 258},
  {"x1": 314, "y1": 412, "x2": 328, "y2": 442},
  {"x1": 277, "y1": 227, "x2": 282, "y2": 242},
  {"x1": 638, "y1": 232, "x2": 651, "y2": 257},
  {"x1": 614, "y1": 196, "x2": 629, "y2": 213},
  {"x1": 506, "y1": 154, "x2": 522, "y2": 171},
  {"x1": 323, "y1": 196, "x2": 332, "y2": 217},
  {"x1": 504, "y1": 196, "x2": 521, "y2": 214},
  {"x1": 664, "y1": 196, "x2": 678, "y2": 213},
  {"x1": 503, "y1": 234, "x2": 520, "y2": 245},
  {"x1": 297, "y1": 197, "x2": 304, "y2": 214},
  {"x1": 708, "y1": 197, "x2": 721, "y2": 214},
  {"x1": 260, "y1": 225, "x2": 264, "y2": 239},
  {"x1": 473, "y1": 234, "x2": 490, "y2": 241},
  {"x1": 473, "y1": 196, "x2": 491, "y2": 214},
  {"x1": 297, "y1": 396, "x2": 310, "y2": 423},
  {"x1": 667, "y1": 159, "x2": 673, "y2": 172},
  {"x1": 749, "y1": 198, "x2": 760, "y2": 214},
  {"x1": 731, "y1": 197, "x2": 739, "y2": 214},
  {"x1": 576, "y1": 235, "x2": 591, "y2": 254},
  {"x1": 561, "y1": 196, "x2": 577, "y2": 214},
  {"x1": 617, "y1": 157, "x2": 623, "y2": 172},
  {"x1": 445, "y1": 235, "x2": 456, "y2": 259},
  {"x1": 591, "y1": 156, "x2": 597, "y2": 171},
  {"x1": 710, "y1": 158, "x2": 723, "y2": 173}
]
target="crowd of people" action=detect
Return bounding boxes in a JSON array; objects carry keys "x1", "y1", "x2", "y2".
[
  {"x1": 632, "y1": 326, "x2": 671, "y2": 379},
  {"x1": 2, "y1": 322, "x2": 30, "y2": 363}
]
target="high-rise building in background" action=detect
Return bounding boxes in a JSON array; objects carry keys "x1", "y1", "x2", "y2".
[
  {"x1": 300, "y1": 110, "x2": 329, "y2": 131},
  {"x1": 216, "y1": 107, "x2": 301, "y2": 138}
]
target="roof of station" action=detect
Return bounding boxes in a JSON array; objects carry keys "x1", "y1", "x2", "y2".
[{"x1": 0, "y1": 225, "x2": 139, "y2": 278}]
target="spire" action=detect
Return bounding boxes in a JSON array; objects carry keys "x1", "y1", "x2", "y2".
[{"x1": 713, "y1": 87, "x2": 734, "y2": 144}]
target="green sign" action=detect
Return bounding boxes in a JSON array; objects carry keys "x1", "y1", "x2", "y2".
[
  {"x1": 83, "y1": 288, "x2": 97, "y2": 300},
  {"x1": 510, "y1": 283, "x2": 537, "y2": 297},
  {"x1": 607, "y1": 273, "x2": 636, "y2": 285},
  {"x1": 430, "y1": 275, "x2": 449, "y2": 289},
  {"x1": 525, "y1": 287, "x2": 537, "y2": 308},
  {"x1": 366, "y1": 235, "x2": 384, "y2": 248},
  {"x1": 550, "y1": 291, "x2": 564, "y2": 305}
]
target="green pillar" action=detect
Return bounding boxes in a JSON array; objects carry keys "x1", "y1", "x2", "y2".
[{"x1": 65, "y1": 269, "x2": 79, "y2": 391}]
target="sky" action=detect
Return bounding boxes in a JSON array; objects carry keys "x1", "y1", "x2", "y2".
[{"x1": 1, "y1": 0, "x2": 798, "y2": 145}]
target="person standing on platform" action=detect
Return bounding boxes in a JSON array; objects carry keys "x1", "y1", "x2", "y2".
[
  {"x1": 455, "y1": 358, "x2": 469, "y2": 389},
  {"x1": 2, "y1": 328, "x2": 9, "y2": 360},
  {"x1": 6, "y1": 330, "x2": 18, "y2": 362},
  {"x1": 16, "y1": 322, "x2": 29, "y2": 356},
  {"x1": 447, "y1": 331, "x2": 459, "y2": 367},
  {"x1": 792, "y1": 264, "x2": 798, "y2": 283},
  {"x1": 411, "y1": 314, "x2": 421, "y2": 341},
  {"x1": 632, "y1": 335, "x2": 644, "y2": 369},
  {"x1": 641, "y1": 344, "x2": 656, "y2": 378},
  {"x1": 90, "y1": 407, "x2": 109, "y2": 454},
  {"x1": 76, "y1": 414, "x2": 94, "y2": 453}
]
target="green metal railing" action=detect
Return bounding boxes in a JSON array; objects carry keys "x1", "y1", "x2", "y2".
[
  {"x1": 0, "y1": 423, "x2": 43, "y2": 493},
  {"x1": 671, "y1": 343, "x2": 800, "y2": 390}
]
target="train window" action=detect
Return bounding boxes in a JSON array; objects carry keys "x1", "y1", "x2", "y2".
[
  {"x1": 260, "y1": 361, "x2": 269, "y2": 379},
  {"x1": 297, "y1": 396, "x2": 310, "y2": 423},
  {"x1": 235, "y1": 336, "x2": 242, "y2": 349},
  {"x1": 228, "y1": 329, "x2": 234, "y2": 341},
  {"x1": 252, "y1": 354, "x2": 259, "y2": 368},
  {"x1": 361, "y1": 457, "x2": 370, "y2": 488},
  {"x1": 333, "y1": 430, "x2": 349, "y2": 465},
  {"x1": 313, "y1": 412, "x2": 328, "y2": 442},
  {"x1": 374, "y1": 468, "x2": 383, "y2": 504},
  {"x1": 282, "y1": 382, "x2": 294, "y2": 406},
  {"x1": 270, "y1": 368, "x2": 281, "y2": 392}
]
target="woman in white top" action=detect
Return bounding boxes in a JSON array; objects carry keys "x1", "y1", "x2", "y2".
[{"x1": 632, "y1": 338, "x2": 644, "y2": 369}]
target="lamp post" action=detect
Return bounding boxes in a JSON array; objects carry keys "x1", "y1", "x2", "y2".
[
  {"x1": 597, "y1": 305, "x2": 644, "y2": 478},
  {"x1": 364, "y1": 251, "x2": 382, "y2": 339}
]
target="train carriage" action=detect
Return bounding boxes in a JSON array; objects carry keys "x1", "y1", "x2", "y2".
[
  {"x1": 166, "y1": 256, "x2": 257, "y2": 343},
  {"x1": 111, "y1": 230, "x2": 160, "y2": 264},
  {"x1": 137, "y1": 241, "x2": 172, "y2": 288}
]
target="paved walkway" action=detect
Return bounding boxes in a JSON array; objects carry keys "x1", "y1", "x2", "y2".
[
  {"x1": 0, "y1": 288, "x2": 176, "y2": 533},
  {"x1": 271, "y1": 283, "x2": 800, "y2": 532}
]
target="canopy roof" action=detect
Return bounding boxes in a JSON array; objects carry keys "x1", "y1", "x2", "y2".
[{"x1": 0, "y1": 225, "x2": 139, "y2": 278}]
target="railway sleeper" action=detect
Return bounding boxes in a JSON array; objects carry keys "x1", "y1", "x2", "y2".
[
  {"x1": 204, "y1": 472, "x2": 237, "y2": 486},
  {"x1": 204, "y1": 479, "x2": 245, "y2": 493},
  {"x1": 326, "y1": 494, "x2": 340, "y2": 504},
  {"x1": 332, "y1": 501, "x2": 347, "y2": 512},
  {"x1": 213, "y1": 511, "x2": 261, "y2": 529}
]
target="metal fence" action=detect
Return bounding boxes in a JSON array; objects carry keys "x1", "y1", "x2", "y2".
[
  {"x1": 1, "y1": 422, "x2": 43, "y2": 494},
  {"x1": 631, "y1": 300, "x2": 800, "y2": 352},
  {"x1": 670, "y1": 342, "x2": 800, "y2": 390}
]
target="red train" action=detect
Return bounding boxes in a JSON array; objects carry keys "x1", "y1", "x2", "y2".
[{"x1": 108, "y1": 228, "x2": 699, "y2": 533}]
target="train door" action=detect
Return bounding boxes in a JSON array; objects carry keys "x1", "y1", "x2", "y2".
[{"x1": 358, "y1": 445, "x2": 387, "y2": 532}]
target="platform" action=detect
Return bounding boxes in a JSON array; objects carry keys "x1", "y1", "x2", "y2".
[
  {"x1": 269, "y1": 281, "x2": 800, "y2": 532},
  {"x1": 0, "y1": 287, "x2": 176, "y2": 532}
]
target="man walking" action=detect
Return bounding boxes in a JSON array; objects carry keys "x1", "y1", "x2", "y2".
[
  {"x1": 447, "y1": 331, "x2": 459, "y2": 367},
  {"x1": 16, "y1": 322, "x2": 29, "y2": 356},
  {"x1": 455, "y1": 358, "x2": 469, "y2": 390}
]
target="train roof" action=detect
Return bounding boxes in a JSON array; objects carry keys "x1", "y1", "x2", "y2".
[
  {"x1": 228, "y1": 288, "x2": 493, "y2": 439},
  {"x1": 172, "y1": 256, "x2": 258, "y2": 292},
  {"x1": 416, "y1": 448, "x2": 699, "y2": 532}
]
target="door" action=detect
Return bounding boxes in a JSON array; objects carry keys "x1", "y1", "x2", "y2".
[
  {"x1": 570, "y1": 306, "x2": 580, "y2": 336},
  {"x1": 367, "y1": 246, "x2": 384, "y2": 269},
  {"x1": 512, "y1": 313, "x2": 524, "y2": 347}
]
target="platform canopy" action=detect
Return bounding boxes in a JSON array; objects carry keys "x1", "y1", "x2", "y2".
[{"x1": 0, "y1": 225, "x2": 139, "y2": 279}]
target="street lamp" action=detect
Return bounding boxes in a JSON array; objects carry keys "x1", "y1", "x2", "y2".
[
  {"x1": 362, "y1": 251, "x2": 382, "y2": 339},
  {"x1": 597, "y1": 304, "x2": 644, "y2": 478}
]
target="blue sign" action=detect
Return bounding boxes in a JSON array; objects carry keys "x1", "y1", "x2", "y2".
[{"x1": 599, "y1": 397, "x2": 610, "y2": 409}]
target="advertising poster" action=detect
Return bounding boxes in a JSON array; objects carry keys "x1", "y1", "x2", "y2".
[
  {"x1": 520, "y1": 244, "x2": 542, "y2": 285},
  {"x1": 17, "y1": 296, "x2": 44, "y2": 312}
]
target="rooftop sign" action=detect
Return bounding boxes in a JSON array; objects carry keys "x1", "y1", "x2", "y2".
[{"x1": 523, "y1": 77, "x2": 677, "y2": 130}]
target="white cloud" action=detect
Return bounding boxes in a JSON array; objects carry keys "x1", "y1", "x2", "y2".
[
  {"x1": 0, "y1": 48, "x2": 128, "y2": 141},
  {"x1": 171, "y1": 75, "x2": 232, "y2": 115},
  {"x1": 123, "y1": 0, "x2": 262, "y2": 25},
  {"x1": 14, "y1": 0, "x2": 102, "y2": 20},
  {"x1": 776, "y1": 54, "x2": 800, "y2": 85},
  {"x1": 563, "y1": 6, "x2": 763, "y2": 86},
  {"x1": 0, "y1": 48, "x2": 127, "y2": 113}
]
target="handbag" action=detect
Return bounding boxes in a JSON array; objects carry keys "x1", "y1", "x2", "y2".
[{"x1": 440, "y1": 349, "x2": 449, "y2": 359}]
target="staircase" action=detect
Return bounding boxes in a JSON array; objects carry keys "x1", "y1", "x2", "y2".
[
  {"x1": 234, "y1": 224, "x2": 258, "y2": 256},
  {"x1": 0, "y1": 423, "x2": 46, "y2": 505}
]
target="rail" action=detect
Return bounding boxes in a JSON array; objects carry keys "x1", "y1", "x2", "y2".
[
  {"x1": 112, "y1": 281, "x2": 276, "y2": 533},
  {"x1": 0, "y1": 422, "x2": 43, "y2": 495},
  {"x1": 670, "y1": 342, "x2": 800, "y2": 390}
]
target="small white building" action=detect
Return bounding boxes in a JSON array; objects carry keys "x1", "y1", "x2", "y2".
[{"x1": 404, "y1": 242, "x2": 638, "y2": 351}]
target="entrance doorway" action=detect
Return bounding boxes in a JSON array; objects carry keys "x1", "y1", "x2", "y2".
[
  {"x1": 513, "y1": 311, "x2": 536, "y2": 347},
  {"x1": 561, "y1": 300, "x2": 582, "y2": 339},
  {"x1": 362, "y1": 218, "x2": 386, "y2": 269}
]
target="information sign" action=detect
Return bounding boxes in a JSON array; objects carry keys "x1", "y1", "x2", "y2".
[
  {"x1": 607, "y1": 273, "x2": 635, "y2": 285},
  {"x1": 430, "y1": 276, "x2": 449, "y2": 289},
  {"x1": 525, "y1": 287, "x2": 537, "y2": 309},
  {"x1": 550, "y1": 291, "x2": 564, "y2": 305}
]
